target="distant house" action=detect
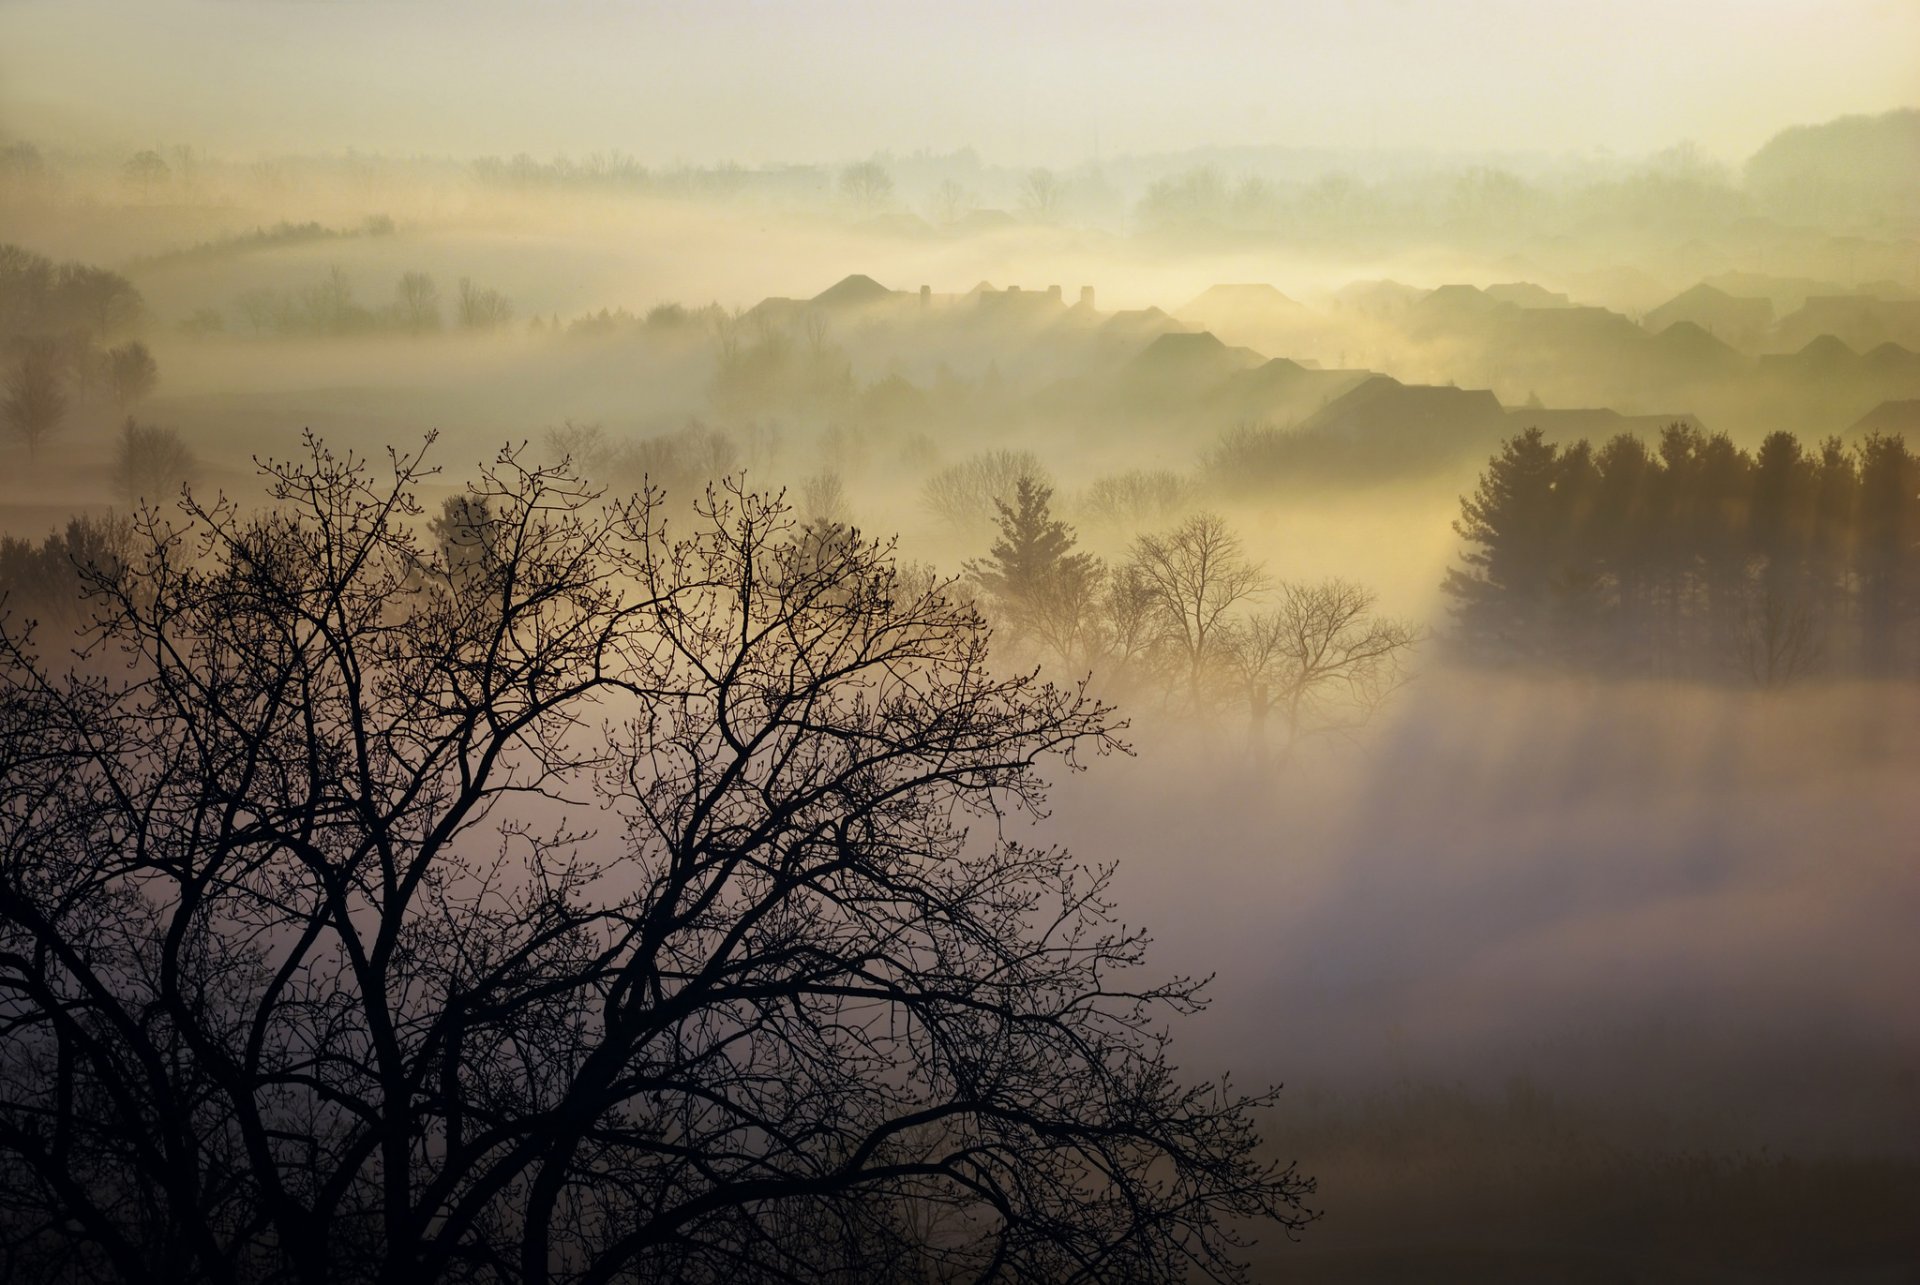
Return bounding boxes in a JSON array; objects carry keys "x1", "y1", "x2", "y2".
[
  {"x1": 1642, "y1": 284, "x2": 1773, "y2": 351},
  {"x1": 1774, "y1": 296, "x2": 1920, "y2": 353},
  {"x1": 1847, "y1": 399, "x2": 1920, "y2": 440}
]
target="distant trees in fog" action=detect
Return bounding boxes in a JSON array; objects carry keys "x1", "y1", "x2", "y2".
[
  {"x1": 1128, "y1": 513, "x2": 1271, "y2": 704},
  {"x1": 1229, "y1": 581, "x2": 1421, "y2": 762},
  {"x1": 110, "y1": 418, "x2": 196, "y2": 508},
  {"x1": 0, "y1": 514, "x2": 130, "y2": 630},
  {"x1": 965, "y1": 482, "x2": 1418, "y2": 750},
  {"x1": 964, "y1": 476, "x2": 1104, "y2": 663},
  {"x1": 922, "y1": 449, "x2": 1052, "y2": 538},
  {"x1": 119, "y1": 149, "x2": 170, "y2": 200},
  {"x1": 228, "y1": 268, "x2": 514, "y2": 339},
  {"x1": 1447, "y1": 425, "x2": 1920, "y2": 681},
  {"x1": 456, "y1": 276, "x2": 514, "y2": 331},
  {"x1": 1019, "y1": 167, "x2": 1064, "y2": 220},
  {"x1": 394, "y1": 271, "x2": 441, "y2": 332},
  {"x1": 0, "y1": 244, "x2": 144, "y2": 340},
  {"x1": 709, "y1": 310, "x2": 855, "y2": 417},
  {"x1": 2, "y1": 340, "x2": 67, "y2": 461},
  {"x1": 0, "y1": 246, "x2": 161, "y2": 465},
  {"x1": 838, "y1": 159, "x2": 894, "y2": 210},
  {"x1": 104, "y1": 340, "x2": 157, "y2": 409},
  {"x1": 1075, "y1": 468, "x2": 1192, "y2": 536}
]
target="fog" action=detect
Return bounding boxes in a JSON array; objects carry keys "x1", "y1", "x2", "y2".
[{"x1": 3, "y1": 3, "x2": 1918, "y2": 1279}]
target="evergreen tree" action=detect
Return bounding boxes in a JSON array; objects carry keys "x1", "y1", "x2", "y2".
[
  {"x1": 965, "y1": 475, "x2": 1103, "y2": 664},
  {"x1": 1442, "y1": 427, "x2": 1562, "y2": 659}
]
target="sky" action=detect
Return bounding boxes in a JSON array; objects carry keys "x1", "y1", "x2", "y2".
[{"x1": 2, "y1": 0, "x2": 1917, "y2": 165}]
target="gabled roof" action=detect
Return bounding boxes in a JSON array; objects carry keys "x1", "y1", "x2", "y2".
[{"x1": 810, "y1": 274, "x2": 898, "y2": 309}]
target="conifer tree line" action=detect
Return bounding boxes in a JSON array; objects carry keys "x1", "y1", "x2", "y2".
[{"x1": 1445, "y1": 425, "x2": 1920, "y2": 682}]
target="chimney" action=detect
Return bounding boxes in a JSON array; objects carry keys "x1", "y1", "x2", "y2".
[
  {"x1": 1047, "y1": 284, "x2": 1062, "y2": 302},
  {"x1": 920, "y1": 284, "x2": 931, "y2": 306},
  {"x1": 1079, "y1": 286, "x2": 1095, "y2": 309}
]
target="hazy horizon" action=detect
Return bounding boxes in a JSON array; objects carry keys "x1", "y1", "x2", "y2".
[{"x1": 5, "y1": 0, "x2": 1918, "y2": 165}]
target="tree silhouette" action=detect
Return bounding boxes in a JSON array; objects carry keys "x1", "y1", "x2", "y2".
[
  {"x1": 0, "y1": 437, "x2": 1314, "y2": 1283},
  {"x1": 965, "y1": 475, "x2": 1103, "y2": 665},
  {"x1": 1126, "y1": 513, "x2": 1269, "y2": 708},
  {"x1": 2, "y1": 340, "x2": 67, "y2": 461},
  {"x1": 457, "y1": 278, "x2": 514, "y2": 332},
  {"x1": 109, "y1": 418, "x2": 196, "y2": 507},
  {"x1": 121, "y1": 150, "x2": 171, "y2": 201},
  {"x1": 104, "y1": 340, "x2": 158, "y2": 410},
  {"x1": 1227, "y1": 580, "x2": 1420, "y2": 762},
  {"x1": 1019, "y1": 168, "x2": 1064, "y2": 220},
  {"x1": 1447, "y1": 427, "x2": 1920, "y2": 679},
  {"x1": 395, "y1": 272, "x2": 442, "y2": 334},
  {"x1": 837, "y1": 161, "x2": 893, "y2": 212}
]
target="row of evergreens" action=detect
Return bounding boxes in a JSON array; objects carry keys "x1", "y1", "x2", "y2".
[{"x1": 1446, "y1": 425, "x2": 1920, "y2": 681}]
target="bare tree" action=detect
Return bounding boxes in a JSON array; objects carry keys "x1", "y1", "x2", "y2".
[
  {"x1": 838, "y1": 160, "x2": 894, "y2": 211},
  {"x1": 121, "y1": 149, "x2": 170, "y2": 201},
  {"x1": 929, "y1": 177, "x2": 972, "y2": 225},
  {"x1": 798, "y1": 469, "x2": 851, "y2": 528},
  {"x1": 457, "y1": 277, "x2": 515, "y2": 331},
  {"x1": 1227, "y1": 579, "x2": 1420, "y2": 763},
  {"x1": 1126, "y1": 512, "x2": 1269, "y2": 708},
  {"x1": 395, "y1": 272, "x2": 442, "y2": 333},
  {"x1": 0, "y1": 438, "x2": 1315, "y2": 1284},
  {"x1": 1019, "y1": 167, "x2": 1065, "y2": 220},
  {"x1": 1738, "y1": 587, "x2": 1821, "y2": 688},
  {"x1": 921, "y1": 449, "x2": 1052, "y2": 540},
  {"x1": 104, "y1": 340, "x2": 158, "y2": 409},
  {"x1": 2, "y1": 340, "x2": 67, "y2": 462},
  {"x1": 109, "y1": 417, "x2": 196, "y2": 507}
]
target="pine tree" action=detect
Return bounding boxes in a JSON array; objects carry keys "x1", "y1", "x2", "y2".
[
  {"x1": 1443, "y1": 427, "x2": 1562, "y2": 660},
  {"x1": 965, "y1": 475, "x2": 1103, "y2": 664}
]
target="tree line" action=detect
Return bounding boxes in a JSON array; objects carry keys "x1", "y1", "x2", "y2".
[
  {"x1": 962, "y1": 476, "x2": 1418, "y2": 757},
  {"x1": 1445, "y1": 424, "x2": 1920, "y2": 682},
  {"x1": 2, "y1": 244, "x2": 160, "y2": 461}
]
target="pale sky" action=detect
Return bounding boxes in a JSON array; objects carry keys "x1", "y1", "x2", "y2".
[{"x1": 2, "y1": 0, "x2": 1916, "y2": 164}]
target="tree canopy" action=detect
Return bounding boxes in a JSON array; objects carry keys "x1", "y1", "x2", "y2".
[{"x1": 0, "y1": 436, "x2": 1314, "y2": 1284}]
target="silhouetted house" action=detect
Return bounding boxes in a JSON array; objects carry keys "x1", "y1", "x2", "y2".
[
  {"x1": 1863, "y1": 342, "x2": 1920, "y2": 380},
  {"x1": 811, "y1": 273, "x2": 904, "y2": 311},
  {"x1": 1847, "y1": 399, "x2": 1920, "y2": 440},
  {"x1": 1645, "y1": 321, "x2": 1747, "y2": 381},
  {"x1": 1758, "y1": 333, "x2": 1864, "y2": 380},
  {"x1": 1126, "y1": 330, "x2": 1263, "y2": 381},
  {"x1": 1643, "y1": 284, "x2": 1773, "y2": 350},
  {"x1": 1331, "y1": 279, "x2": 1426, "y2": 320},
  {"x1": 1208, "y1": 357, "x2": 1373, "y2": 425},
  {"x1": 1298, "y1": 376, "x2": 1505, "y2": 448},
  {"x1": 1099, "y1": 306, "x2": 1185, "y2": 344},
  {"x1": 1774, "y1": 296, "x2": 1920, "y2": 353},
  {"x1": 1405, "y1": 284, "x2": 1515, "y2": 335},
  {"x1": 1484, "y1": 282, "x2": 1573, "y2": 309}
]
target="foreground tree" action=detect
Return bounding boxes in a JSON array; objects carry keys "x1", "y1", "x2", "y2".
[{"x1": 0, "y1": 436, "x2": 1313, "y2": 1284}]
